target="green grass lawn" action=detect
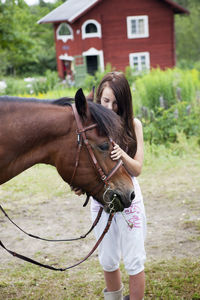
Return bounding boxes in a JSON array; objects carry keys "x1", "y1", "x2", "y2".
[{"x1": 0, "y1": 259, "x2": 199, "y2": 299}]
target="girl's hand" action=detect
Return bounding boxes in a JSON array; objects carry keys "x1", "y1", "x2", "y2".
[
  {"x1": 110, "y1": 143, "x2": 124, "y2": 160},
  {"x1": 70, "y1": 186, "x2": 84, "y2": 196}
]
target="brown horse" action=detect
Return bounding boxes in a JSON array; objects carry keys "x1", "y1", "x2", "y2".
[{"x1": 0, "y1": 89, "x2": 135, "y2": 213}]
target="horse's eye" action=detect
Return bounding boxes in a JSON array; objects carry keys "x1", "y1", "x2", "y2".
[{"x1": 98, "y1": 142, "x2": 109, "y2": 151}]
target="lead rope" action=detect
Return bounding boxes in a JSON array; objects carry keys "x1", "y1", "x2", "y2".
[
  {"x1": 0, "y1": 204, "x2": 103, "y2": 242},
  {"x1": 0, "y1": 211, "x2": 114, "y2": 271}
]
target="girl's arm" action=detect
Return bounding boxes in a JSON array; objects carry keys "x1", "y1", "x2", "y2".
[{"x1": 110, "y1": 118, "x2": 144, "y2": 177}]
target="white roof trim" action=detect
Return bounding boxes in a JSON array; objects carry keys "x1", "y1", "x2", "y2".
[
  {"x1": 59, "y1": 54, "x2": 74, "y2": 61},
  {"x1": 82, "y1": 47, "x2": 100, "y2": 56}
]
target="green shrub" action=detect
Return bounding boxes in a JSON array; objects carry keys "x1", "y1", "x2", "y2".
[
  {"x1": 134, "y1": 68, "x2": 199, "y2": 112},
  {"x1": 4, "y1": 77, "x2": 29, "y2": 95},
  {"x1": 32, "y1": 70, "x2": 60, "y2": 95},
  {"x1": 142, "y1": 101, "x2": 200, "y2": 145}
]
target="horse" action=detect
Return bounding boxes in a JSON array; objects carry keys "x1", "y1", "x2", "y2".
[{"x1": 0, "y1": 88, "x2": 135, "y2": 213}]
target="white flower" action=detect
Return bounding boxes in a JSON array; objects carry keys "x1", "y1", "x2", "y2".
[{"x1": 0, "y1": 81, "x2": 7, "y2": 91}]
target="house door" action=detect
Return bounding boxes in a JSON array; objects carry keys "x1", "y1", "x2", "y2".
[
  {"x1": 86, "y1": 55, "x2": 98, "y2": 75},
  {"x1": 62, "y1": 60, "x2": 72, "y2": 78}
]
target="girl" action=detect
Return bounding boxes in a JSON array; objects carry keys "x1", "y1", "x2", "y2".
[{"x1": 74, "y1": 72, "x2": 146, "y2": 300}]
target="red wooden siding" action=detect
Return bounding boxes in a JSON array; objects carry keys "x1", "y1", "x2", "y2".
[{"x1": 54, "y1": 0, "x2": 179, "y2": 78}]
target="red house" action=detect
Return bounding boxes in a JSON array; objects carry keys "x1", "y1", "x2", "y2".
[{"x1": 38, "y1": 0, "x2": 188, "y2": 85}]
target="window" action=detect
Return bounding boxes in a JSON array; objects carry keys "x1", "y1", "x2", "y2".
[
  {"x1": 82, "y1": 20, "x2": 102, "y2": 39},
  {"x1": 129, "y1": 52, "x2": 150, "y2": 72},
  {"x1": 127, "y1": 16, "x2": 149, "y2": 39},
  {"x1": 57, "y1": 23, "x2": 73, "y2": 43},
  {"x1": 86, "y1": 23, "x2": 97, "y2": 33}
]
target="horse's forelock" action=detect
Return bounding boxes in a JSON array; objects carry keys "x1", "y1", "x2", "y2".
[{"x1": 88, "y1": 102, "x2": 123, "y2": 143}]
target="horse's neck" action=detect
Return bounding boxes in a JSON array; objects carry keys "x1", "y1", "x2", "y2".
[{"x1": 0, "y1": 102, "x2": 74, "y2": 184}]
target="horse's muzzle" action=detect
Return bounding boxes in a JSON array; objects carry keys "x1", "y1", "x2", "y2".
[{"x1": 103, "y1": 188, "x2": 135, "y2": 213}]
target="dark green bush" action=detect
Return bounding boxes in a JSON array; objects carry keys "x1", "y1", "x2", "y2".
[{"x1": 142, "y1": 101, "x2": 200, "y2": 145}]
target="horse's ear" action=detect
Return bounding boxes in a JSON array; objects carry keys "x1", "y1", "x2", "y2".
[
  {"x1": 75, "y1": 88, "x2": 88, "y2": 119},
  {"x1": 86, "y1": 86, "x2": 95, "y2": 102}
]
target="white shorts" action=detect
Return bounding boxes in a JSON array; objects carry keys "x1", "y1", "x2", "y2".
[{"x1": 90, "y1": 177, "x2": 146, "y2": 276}]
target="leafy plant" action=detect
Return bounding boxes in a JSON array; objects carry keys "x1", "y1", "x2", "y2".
[
  {"x1": 32, "y1": 70, "x2": 60, "y2": 95},
  {"x1": 4, "y1": 77, "x2": 29, "y2": 95},
  {"x1": 134, "y1": 68, "x2": 199, "y2": 112},
  {"x1": 142, "y1": 101, "x2": 200, "y2": 145}
]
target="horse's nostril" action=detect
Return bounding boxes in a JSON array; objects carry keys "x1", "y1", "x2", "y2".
[{"x1": 130, "y1": 191, "x2": 135, "y2": 201}]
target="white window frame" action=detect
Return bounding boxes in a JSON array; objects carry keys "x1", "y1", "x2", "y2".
[
  {"x1": 129, "y1": 52, "x2": 150, "y2": 72},
  {"x1": 82, "y1": 19, "x2": 102, "y2": 39},
  {"x1": 127, "y1": 16, "x2": 149, "y2": 39},
  {"x1": 56, "y1": 23, "x2": 73, "y2": 43}
]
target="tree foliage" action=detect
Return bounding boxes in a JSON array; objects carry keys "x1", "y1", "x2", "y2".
[
  {"x1": 0, "y1": 0, "x2": 62, "y2": 75},
  {"x1": 175, "y1": 0, "x2": 200, "y2": 66}
]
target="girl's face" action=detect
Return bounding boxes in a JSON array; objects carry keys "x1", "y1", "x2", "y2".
[{"x1": 100, "y1": 86, "x2": 118, "y2": 113}]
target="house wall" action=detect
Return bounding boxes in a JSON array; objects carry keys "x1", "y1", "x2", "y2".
[{"x1": 54, "y1": 0, "x2": 176, "y2": 78}]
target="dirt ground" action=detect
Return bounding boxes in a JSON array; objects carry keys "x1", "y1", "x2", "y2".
[{"x1": 0, "y1": 159, "x2": 200, "y2": 269}]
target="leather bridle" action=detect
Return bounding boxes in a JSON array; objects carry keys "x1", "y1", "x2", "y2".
[
  {"x1": 0, "y1": 103, "x2": 126, "y2": 271},
  {"x1": 70, "y1": 103, "x2": 123, "y2": 191}
]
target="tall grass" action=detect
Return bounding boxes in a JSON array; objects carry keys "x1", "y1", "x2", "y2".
[
  {"x1": 133, "y1": 68, "x2": 200, "y2": 112},
  {"x1": 130, "y1": 68, "x2": 200, "y2": 145}
]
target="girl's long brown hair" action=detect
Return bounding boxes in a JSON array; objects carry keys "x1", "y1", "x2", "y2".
[{"x1": 96, "y1": 72, "x2": 137, "y2": 157}]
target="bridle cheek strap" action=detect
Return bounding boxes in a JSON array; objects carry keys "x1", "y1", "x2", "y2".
[
  {"x1": 106, "y1": 159, "x2": 123, "y2": 181},
  {"x1": 90, "y1": 159, "x2": 123, "y2": 200}
]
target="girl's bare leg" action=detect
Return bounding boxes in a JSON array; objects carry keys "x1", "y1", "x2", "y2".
[
  {"x1": 129, "y1": 270, "x2": 145, "y2": 300},
  {"x1": 104, "y1": 269, "x2": 122, "y2": 291}
]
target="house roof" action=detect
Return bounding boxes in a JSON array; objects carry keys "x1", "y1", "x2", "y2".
[
  {"x1": 38, "y1": 0, "x2": 189, "y2": 24},
  {"x1": 38, "y1": 0, "x2": 101, "y2": 24}
]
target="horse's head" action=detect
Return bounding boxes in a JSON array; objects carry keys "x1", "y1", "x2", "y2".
[{"x1": 70, "y1": 88, "x2": 135, "y2": 213}]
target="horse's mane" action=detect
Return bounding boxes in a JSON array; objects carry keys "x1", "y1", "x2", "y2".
[{"x1": 0, "y1": 96, "x2": 123, "y2": 144}]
